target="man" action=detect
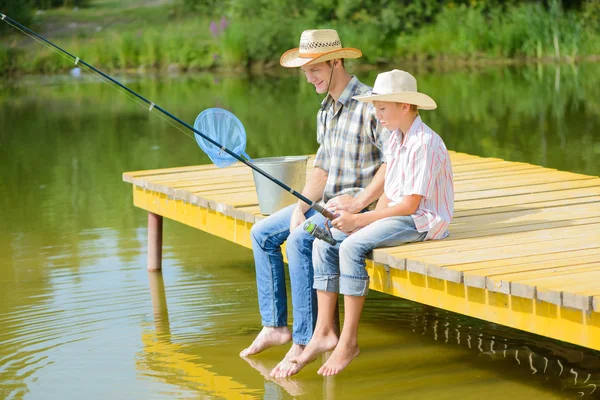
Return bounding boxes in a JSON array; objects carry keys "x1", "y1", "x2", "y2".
[{"x1": 240, "y1": 29, "x2": 389, "y2": 378}]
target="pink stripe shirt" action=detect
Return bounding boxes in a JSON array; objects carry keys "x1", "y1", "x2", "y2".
[{"x1": 384, "y1": 116, "x2": 454, "y2": 240}]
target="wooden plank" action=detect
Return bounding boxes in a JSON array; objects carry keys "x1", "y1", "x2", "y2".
[
  {"x1": 456, "y1": 194, "x2": 600, "y2": 216},
  {"x1": 484, "y1": 259, "x2": 600, "y2": 295},
  {"x1": 454, "y1": 172, "x2": 594, "y2": 192},
  {"x1": 451, "y1": 160, "x2": 539, "y2": 173},
  {"x1": 122, "y1": 163, "x2": 217, "y2": 182},
  {"x1": 461, "y1": 248, "x2": 600, "y2": 289},
  {"x1": 403, "y1": 233, "x2": 600, "y2": 281},
  {"x1": 455, "y1": 187, "x2": 600, "y2": 213},
  {"x1": 509, "y1": 268, "x2": 600, "y2": 310},
  {"x1": 454, "y1": 178, "x2": 600, "y2": 202},
  {"x1": 386, "y1": 222, "x2": 600, "y2": 260},
  {"x1": 453, "y1": 166, "x2": 551, "y2": 182}
]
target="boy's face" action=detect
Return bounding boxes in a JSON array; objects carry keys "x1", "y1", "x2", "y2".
[
  {"x1": 301, "y1": 62, "x2": 333, "y2": 94},
  {"x1": 373, "y1": 101, "x2": 403, "y2": 131}
]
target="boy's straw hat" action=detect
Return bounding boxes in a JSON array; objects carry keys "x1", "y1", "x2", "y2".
[
  {"x1": 280, "y1": 29, "x2": 362, "y2": 68},
  {"x1": 353, "y1": 70, "x2": 437, "y2": 110}
]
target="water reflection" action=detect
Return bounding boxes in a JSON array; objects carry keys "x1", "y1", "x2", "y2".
[
  {"x1": 364, "y1": 295, "x2": 600, "y2": 398},
  {"x1": 139, "y1": 272, "x2": 261, "y2": 399},
  {"x1": 0, "y1": 62, "x2": 599, "y2": 399}
]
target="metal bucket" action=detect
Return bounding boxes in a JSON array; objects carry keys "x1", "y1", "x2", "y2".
[{"x1": 251, "y1": 156, "x2": 309, "y2": 215}]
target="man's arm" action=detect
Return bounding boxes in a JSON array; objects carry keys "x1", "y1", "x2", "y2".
[
  {"x1": 290, "y1": 167, "x2": 328, "y2": 231},
  {"x1": 326, "y1": 163, "x2": 386, "y2": 213}
]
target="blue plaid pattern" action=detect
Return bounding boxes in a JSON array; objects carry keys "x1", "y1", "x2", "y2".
[{"x1": 314, "y1": 76, "x2": 389, "y2": 203}]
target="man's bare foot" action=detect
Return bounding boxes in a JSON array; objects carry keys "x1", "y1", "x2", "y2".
[
  {"x1": 290, "y1": 331, "x2": 338, "y2": 368},
  {"x1": 239, "y1": 327, "x2": 292, "y2": 357},
  {"x1": 317, "y1": 342, "x2": 360, "y2": 376},
  {"x1": 270, "y1": 343, "x2": 305, "y2": 378}
]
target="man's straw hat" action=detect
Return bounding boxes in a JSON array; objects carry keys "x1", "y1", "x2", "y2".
[
  {"x1": 353, "y1": 70, "x2": 437, "y2": 110},
  {"x1": 280, "y1": 29, "x2": 362, "y2": 68}
]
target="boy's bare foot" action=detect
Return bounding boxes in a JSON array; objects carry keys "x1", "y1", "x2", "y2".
[
  {"x1": 290, "y1": 331, "x2": 338, "y2": 369},
  {"x1": 239, "y1": 327, "x2": 292, "y2": 357},
  {"x1": 317, "y1": 343, "x2": 360, "y2": 376},
  {"x1": 270, "y1": 343, "x2": 305, "y2": 378}
]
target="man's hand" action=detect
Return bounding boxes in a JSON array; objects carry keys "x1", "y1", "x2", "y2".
[
  {"x1": 331, "y1": 210, "x2": 362, "y2": 234},
  {"x1": 289, "y1": 205, "x2": 307, "y2": 232},
  {"x1": 326, "y1": 194, "x2": 362, "y2": 214}
]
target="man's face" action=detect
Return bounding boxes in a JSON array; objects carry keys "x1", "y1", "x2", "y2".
[
  {"x1": 301, "y1": 62, "x2": 333, "y2": 94},
  {"x1": 373, "y1": 101, "x2": 402, "y2": 131}
]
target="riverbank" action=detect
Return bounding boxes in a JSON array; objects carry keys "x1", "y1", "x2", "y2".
[{"x1": 1, "y1": 0, "x2": 599, "y2": 75}]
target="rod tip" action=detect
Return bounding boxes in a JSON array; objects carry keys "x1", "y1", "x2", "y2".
[{"x1": 1, "y1": 14, "x2": 6, "y2": 20}]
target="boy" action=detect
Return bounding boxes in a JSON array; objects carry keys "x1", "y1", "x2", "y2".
[{"x1": 292, "y1": 69, "x2": 454, "y2": 376}]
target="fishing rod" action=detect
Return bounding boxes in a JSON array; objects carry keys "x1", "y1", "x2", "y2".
[{"x1": 0, "y1": 13, "x2": 336, "y2": 222}]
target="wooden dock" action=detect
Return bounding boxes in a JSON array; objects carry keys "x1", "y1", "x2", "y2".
[{"x1": 123, "y1": 151, "x2": 600, "y2": 351}]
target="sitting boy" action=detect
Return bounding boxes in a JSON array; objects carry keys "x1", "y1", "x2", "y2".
[{"x1": 291, "y1": 69, "x2": 454, "y2": 376}]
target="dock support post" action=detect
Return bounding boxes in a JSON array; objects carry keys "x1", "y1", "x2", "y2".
[{"x1": 148, "y1": 212, "x2": 163, "y2": 271}]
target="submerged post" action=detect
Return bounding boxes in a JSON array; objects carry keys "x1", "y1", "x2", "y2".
[{"x1": 147, "y1": 212, "x2": 163, "y2": 271}]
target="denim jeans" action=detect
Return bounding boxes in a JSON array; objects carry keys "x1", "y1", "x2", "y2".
[
  {"x1": 250, "y1": 203, "x2": 327, "y2": 345},
  {"x1": 313, "y1": 215, "x2": 427, "y2": 297}
]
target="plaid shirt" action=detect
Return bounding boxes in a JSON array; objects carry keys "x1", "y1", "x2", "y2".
[{"x1": 314, "y1": 76, "x2": 388, "y2": 204}]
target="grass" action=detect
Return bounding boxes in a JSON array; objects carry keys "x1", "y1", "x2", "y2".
[{"x1": 1, "y1": 0, "x2": 599, "y2": 75}]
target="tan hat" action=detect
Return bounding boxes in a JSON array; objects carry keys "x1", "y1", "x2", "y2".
[
  {"x1": 280, "y1": 29, "x2": 362, "y2": 68},
  {"x1": 353, "y1": 70, "x2": 437, "y2": 110}
]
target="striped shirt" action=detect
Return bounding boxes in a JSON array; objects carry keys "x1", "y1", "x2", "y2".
[
  {"x1": 384, "y1": 116, "x2": 454, "y2": 240},
  {"x1": 314, "y1": 76, "x2": 389, "y2": 203}
]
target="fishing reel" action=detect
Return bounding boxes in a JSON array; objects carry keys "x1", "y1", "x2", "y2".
[{"x1": 303, "y1": 219, "x2": 336, "y2": 246}]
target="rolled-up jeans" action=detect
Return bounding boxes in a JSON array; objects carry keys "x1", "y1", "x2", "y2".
[
  {"x1": 313, "y1": 215, "x2": 427, "y2": 297},
  {"x1": 250, "y1": 204, "x2": 326, "y2": 345}
]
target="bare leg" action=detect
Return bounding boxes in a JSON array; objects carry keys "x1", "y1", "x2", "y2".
[
  {"x1": 285, "y1": 290, "x2": 339, "y2": 377},
  {"x1": 318, "y1": 295, "x2": 365, "y2": 376},
  {"x1": 240, "y1": 326, "x2": 292, "y2": 357}
]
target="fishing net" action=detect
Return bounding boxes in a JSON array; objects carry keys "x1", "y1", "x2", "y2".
[{"x1": 193, "y1": 108, "x2": 252, "y2": 168}]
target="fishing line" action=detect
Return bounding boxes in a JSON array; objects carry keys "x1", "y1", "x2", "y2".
[
  {"x1": 1, "y1": 14, "x2": 336, "y2": 221},
  {"x1": 2, "y1": 15, "x2": 194, "y2": 139}
]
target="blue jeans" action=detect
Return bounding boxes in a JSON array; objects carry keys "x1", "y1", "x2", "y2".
[
  {"x1": 313, "y1": 215, "x2": 427, "y2": 297},
  {"x1": 250, "y1": 204, "x2": 326, "y2": 345}
]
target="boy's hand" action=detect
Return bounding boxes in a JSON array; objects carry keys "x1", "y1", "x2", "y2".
[
  {"x1": 332, "y1": 210, "x2": 361, "y2": 234},
  {"x1": 326, "y1": 195, "x2": 361, "y2": 213}
]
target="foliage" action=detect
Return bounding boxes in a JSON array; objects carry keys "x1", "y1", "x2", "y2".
[
  {"x1": 0, "y1": 0, "x2": 33, "y2": 35},
  {"x1": 33, "y1": 0, "x2": 89, "y2": 9},
  {"x1": 2, "y1": 0, "x2": 600, "y2": 74}
]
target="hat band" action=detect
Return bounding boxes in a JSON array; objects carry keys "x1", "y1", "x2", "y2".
[{"x1": 299, "y1": 51, "x2": 337, "y2": 58}]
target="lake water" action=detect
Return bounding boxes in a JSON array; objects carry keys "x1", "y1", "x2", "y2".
[{"x1": 1, "y1": 63, "x2": 599, "y2": 399}]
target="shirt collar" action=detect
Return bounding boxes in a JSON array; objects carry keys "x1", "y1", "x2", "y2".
[
  {"x1": 320, "y1": 75, "x2": 361, "y2": 111},
  {"x1": 397, "y1": 115, "x2": 423, "y2": 147}
]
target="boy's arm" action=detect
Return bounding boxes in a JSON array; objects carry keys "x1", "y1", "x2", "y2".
[
  {"x1": 356, "y1": 194, "x2": 422, "y2": 227},
  {"x1": 331, "y1": 194, "x2": 421, "y2": 233}
]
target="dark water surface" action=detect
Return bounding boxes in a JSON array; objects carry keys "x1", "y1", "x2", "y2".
[{"x1": 1, "y1": 63, "x2": 599, "y2": 399}]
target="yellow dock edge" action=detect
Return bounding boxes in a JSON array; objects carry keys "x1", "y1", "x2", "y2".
[{"x1": 132, "y1": 186, "x2": 600, "y2": 352}]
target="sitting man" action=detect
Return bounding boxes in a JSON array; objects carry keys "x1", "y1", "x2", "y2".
[{"x1": 240, "y1": 29, "x2": 389, "y2": 379}]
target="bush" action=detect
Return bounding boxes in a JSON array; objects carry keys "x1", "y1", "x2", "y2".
[{"x1": 0, "y1": 0, "x2": 33, "y2": 35}]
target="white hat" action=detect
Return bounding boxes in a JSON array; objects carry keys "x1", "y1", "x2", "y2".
[
  {"x1": 280, "y1": 29, "x2": 362, "y2": 68},
  {"x1": 353, "y1": 70, "x2": 437, "y2": 110}
]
